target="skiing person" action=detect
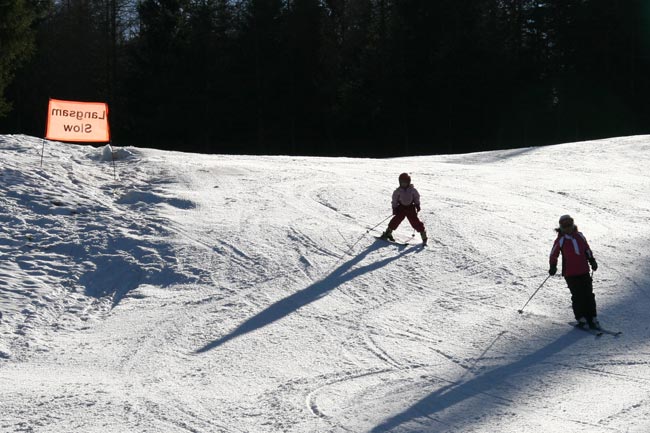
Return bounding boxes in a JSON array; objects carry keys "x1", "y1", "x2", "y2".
[
  {"x1": 380, "y1": 173, "x2": 428, "y2": 245},
  {"x1": 549, "y1": 214, "x2": 600, "y2": 329}
]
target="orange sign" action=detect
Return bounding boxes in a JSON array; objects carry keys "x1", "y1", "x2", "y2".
[{"x1": 45, "y1": 98, "x2": 110, "y2": 142}]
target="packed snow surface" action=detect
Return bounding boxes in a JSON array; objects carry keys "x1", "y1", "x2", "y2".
[{"x1": 1, "y1": 134, "x2": 650, "y2": 433}]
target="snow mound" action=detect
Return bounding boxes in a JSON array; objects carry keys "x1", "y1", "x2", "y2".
[
  {"x1": 98, "y1": 144, "x2": 133, "y2": 162},
  {"x1": 0, "y1": 135, "x2": 203, "y2": 362}
]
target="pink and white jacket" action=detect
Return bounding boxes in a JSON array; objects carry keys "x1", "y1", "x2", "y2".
[
  {"x1": 392, "y1": 185, "x2": 420, "y2": 209},
  {"x1": 549, "y1": 230, "x2": 594, "y2": 277}
]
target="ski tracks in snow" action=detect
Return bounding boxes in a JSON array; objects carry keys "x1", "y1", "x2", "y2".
[{"x1": 3, "y1": 137, "x2": 650, "y2": 432}]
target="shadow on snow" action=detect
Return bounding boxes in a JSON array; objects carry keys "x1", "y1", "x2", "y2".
[
  {"x1": 369, "y1": 264, "x2": 650, "y2": 433},
  {"x1": 369, "y1": 329, "x2": 588, "y2": 433},
  {"x1": 195, "y1": 240, "x2": 421, "y2": 353}
]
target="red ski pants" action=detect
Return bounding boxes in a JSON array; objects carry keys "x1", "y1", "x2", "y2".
[{"x1": 388, "y1": 205, "x2": 425, "y2": 233}]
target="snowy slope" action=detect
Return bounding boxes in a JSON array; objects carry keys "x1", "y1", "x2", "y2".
[{"x1": 1, "y1": 134, "x2": 650, "y2": 433}]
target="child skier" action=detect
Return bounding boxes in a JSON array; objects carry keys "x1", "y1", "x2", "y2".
[
  {"x1": 549, "y1": 214, "x2": 600, "y2": 329},
  {"x1": 380, "y1": 173, "x2": 428, "y2": 245}
]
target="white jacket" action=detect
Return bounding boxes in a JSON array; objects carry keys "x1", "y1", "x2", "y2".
[{"x1": 392, "y1": 185, "x2": 420, "y2": 208}]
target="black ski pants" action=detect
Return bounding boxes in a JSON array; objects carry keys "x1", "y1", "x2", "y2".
[{"x1": 564, "y1": 273, "x2": 597, "y2": 320}]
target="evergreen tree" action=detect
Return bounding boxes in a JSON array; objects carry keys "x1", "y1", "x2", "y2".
[{"x1": 0, "y1": 0, "x2": 37, "y2": 117}]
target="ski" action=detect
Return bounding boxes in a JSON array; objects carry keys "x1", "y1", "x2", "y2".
[
  {"x1": 569, "y1": 322, "x2": 622, "y2": 337},
  {"x1": 598, "y1": 328, "x2": 622, "y2": 337},
  {"x1": 374, "y1": 236, "x2": 410, "y2": 246},
  {"x1": 573, "y1": 323, "x2": 603, "y2": 337}
]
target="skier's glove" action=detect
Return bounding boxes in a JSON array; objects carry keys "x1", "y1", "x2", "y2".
[
  {"x1": 589, "y1": 258, "x2": 598, "y2": 271},
  {"x1": 415, "y1": 204, "x2": 421, "y2": 212},
  {"x1": 393, "y1": 206, "x2": 400, "y2": 215},
  {"x1": 549, "y1": 264, "x2": 557, "y2": 276}
]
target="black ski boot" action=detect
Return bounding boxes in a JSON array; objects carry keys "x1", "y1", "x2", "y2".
[
  {"x1": 380, "y1": 229, "x2": 395, "y2": 242},
  {"x1": 588, "y1": 317, "x2": 601, "y2": 330}
]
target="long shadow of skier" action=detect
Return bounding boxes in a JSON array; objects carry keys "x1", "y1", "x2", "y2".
[
  {"x1": 369, "y1": 329, "x2": 591, "y2": 433},
  {"x1": 195, "y1": 240, "x2": 420, "y2": 353},
  {"x1": 370, "y1": 324, "x2": 608, "y2": 433}
]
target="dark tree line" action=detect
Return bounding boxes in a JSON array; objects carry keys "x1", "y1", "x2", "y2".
[
  {"x1": 2, "y1": 0, "x2": 650, "y2": 156},
  {"x1": 0, "y1": 0, "x2": 37, "y2": 117}
]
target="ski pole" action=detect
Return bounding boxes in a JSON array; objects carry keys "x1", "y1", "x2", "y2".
[
  {"x1": 366, "y1": 215, "x2": 393, "y2": 234},
  {"x1": 517, "y1": 275, "x2": 552, "y2": 314}
]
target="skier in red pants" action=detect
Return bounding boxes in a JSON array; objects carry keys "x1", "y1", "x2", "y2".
[{"x1": 380, "y1": 173, "x2": 427, "y2": 245}]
